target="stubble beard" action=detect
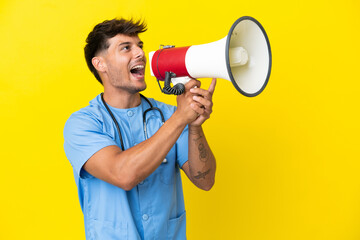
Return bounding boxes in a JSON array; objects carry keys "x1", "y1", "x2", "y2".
[
  {"x1": 108, "y1": 66, "x2": 147, "y2": 94},
  {"x1": 110, "y1": 76, "x2": 147, "y2": 94}
]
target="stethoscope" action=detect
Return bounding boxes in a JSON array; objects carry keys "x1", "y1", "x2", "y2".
[{"x1": 100, "y1": 93, "x2": 165, "y2": 151}]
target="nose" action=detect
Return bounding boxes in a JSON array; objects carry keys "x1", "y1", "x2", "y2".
[{"x1": 134, "y1": 46, "x2": 145, "y2": 59}]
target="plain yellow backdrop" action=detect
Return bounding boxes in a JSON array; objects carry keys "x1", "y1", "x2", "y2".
[{"x1": 1, "y1": 0, "x2": 360, "y2": 239}]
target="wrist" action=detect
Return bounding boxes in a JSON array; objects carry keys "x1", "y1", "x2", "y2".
[
  {"x1": 188, "y1": 125, "x2": 203, "y2": 135},
  {"x1": 171, "y1": 111, "x2": 188, "y2": 129}
]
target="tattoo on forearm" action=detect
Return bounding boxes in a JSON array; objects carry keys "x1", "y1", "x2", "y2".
[
  {"x1": 191, "y1": 132, "x2": 209, "y2": 162},
  {"x1": 193, "y1": 135, "x2": 202, "y2": 142},
  {"x1": 194, "y1": 169, "x2": 211, "y2": 179},
  {"x1": 198, "y1": 143, "x2": 208, "y2": 162}
]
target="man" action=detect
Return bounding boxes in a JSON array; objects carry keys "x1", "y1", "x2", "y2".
[{"x1": 64, "y1": 18, "x2": 216, "y2": 240}]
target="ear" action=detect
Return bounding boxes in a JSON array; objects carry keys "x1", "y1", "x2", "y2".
[{"x1": 92, "y1": 56, "x2": 106, "y2": 73}]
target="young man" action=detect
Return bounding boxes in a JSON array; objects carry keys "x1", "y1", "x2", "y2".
[{"x1": 64, "y1": 18, "x2": 216, "y2": 239}]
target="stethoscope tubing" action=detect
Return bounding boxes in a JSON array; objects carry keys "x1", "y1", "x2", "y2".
[{"x1": 101, "y1": 93, "x2": 165, "y2": 151}]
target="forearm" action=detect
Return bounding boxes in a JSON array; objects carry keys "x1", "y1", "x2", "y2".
[
  {"x1": 114, "y1": 111, "x2": 187, "y2": 188},
  {"x1": 186, "y1": 125, "x2": 216, "y2": 190},
  {"x1": 84, "y1": 110, "x2": 189, "y2": 190}
]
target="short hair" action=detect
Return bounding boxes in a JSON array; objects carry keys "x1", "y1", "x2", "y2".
[{"x1": 84, "y1": 18, "x2": 147, "y2": 84}]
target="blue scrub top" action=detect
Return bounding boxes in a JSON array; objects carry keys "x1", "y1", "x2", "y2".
[{"x1": 63, "y1": 94, "x2": 189, "y2": 240}]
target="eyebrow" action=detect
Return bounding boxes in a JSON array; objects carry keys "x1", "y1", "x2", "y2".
[{"x1": 118, "y1": 41, "x2": 144, "y2": 47}]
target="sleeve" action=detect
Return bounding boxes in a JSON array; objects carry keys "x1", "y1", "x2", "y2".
[
  {"x1": 63, "y1": 112, "x2": 117, "y2": 178},
  {"x1": 176, "y1": 124, "x2": 189, "y2": 168}
]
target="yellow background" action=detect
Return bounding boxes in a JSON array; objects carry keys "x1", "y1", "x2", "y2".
[{"x1": 1, "y1": 0, "x2": 360, "y2": 239}]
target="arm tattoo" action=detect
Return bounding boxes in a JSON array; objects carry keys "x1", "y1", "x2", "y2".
[
  {"x1": 194, "y1": 169, "x2": 211, "y2": 179},
  {"x1": 198, "y1": 143, "x2": 208, "y2": 162},
  {"x1": 190, "y1": 130, "x2": 209, "y2": 162}
]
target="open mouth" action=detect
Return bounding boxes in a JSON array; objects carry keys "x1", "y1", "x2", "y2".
[{"x1": 130, "y1": 64, "x2": 145, "y2": 79}]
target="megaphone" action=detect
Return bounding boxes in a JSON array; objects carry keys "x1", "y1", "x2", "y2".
[{"x1": 149, "y1": 16, "x2": 272, "y2": 97}]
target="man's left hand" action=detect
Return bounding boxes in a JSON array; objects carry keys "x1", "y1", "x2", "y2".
[{"x1": 189, "y1": 78, "x2": 217, "y2": 127}]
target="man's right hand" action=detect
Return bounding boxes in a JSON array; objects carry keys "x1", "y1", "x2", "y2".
[{"x1": 175, "y1": 79, "x2": 202, "y2": 125}]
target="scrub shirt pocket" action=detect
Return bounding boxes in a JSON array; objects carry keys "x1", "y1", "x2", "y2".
[
  {"x1": 89, "y1": 219, "x2": 128, "y2": 240},
  {"x1": 167, "y1": 211, "x2": 186, "y2": 240}
]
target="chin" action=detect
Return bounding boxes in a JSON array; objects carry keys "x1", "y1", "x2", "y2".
[
  {"x1": 138, "y1": 83, "x2": 147, "y2": 92},
  {"x1": 137, "y1": 86, "x2": 147, "y2": 93},
  {"x1": 130, "y1": 82, "x2": 147, "y2": 94}
]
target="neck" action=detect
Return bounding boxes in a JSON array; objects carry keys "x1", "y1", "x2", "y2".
[{"x1": 102, "y1": 88, "x2": 141, "y2": 109}]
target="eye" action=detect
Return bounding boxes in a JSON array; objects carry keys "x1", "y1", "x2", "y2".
[
  {"x1": 138, "y1": 44, "x2": 144, "y2": 49},
  {"x1": 121, "y1": 45, "x2": 130, "y2": 51}
]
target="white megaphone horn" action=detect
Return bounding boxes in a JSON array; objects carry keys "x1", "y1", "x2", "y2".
[{"x1": 149, "y1": 16, "x2": 272, "y2": 97}]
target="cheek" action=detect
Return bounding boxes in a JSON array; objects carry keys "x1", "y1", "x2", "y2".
[
  {"x1": 109, "y1": 59, "x2": 129, "y2": 76},
  {"x1": 117, "y1": 58, "x2": 130, "y2": 74}
]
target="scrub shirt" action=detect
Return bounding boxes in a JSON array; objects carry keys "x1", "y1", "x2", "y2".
[{"x1": 63, "y1": 94, "x2": 189, "y2": 240}]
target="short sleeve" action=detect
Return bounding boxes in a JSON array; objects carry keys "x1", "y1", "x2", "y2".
[
  {"x1": 176, "y1": 125, "x2": 189, "y2": 168},
  {"x1": 63, "y1": 112, "x2": 117, "y2": 178}
]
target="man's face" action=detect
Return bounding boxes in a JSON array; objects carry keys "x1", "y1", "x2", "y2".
[{"x1": 99, "y1": 34, "x2": 147, "y2": 93}]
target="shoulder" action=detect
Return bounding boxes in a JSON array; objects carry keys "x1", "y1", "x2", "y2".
[{"x1": 64, "y1": 95, "x2": 107, "y2": 136}]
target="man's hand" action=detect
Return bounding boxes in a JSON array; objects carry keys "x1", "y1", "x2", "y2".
[
  {"x1": 181, "y1": 78, "x2": 217, "y2": 191},
  {"x1": 175, "y1": 79, "x2": 202, "y2": 125},
  {"x1": 189, "y1": 78, "x2": 217, "y2": 127}
]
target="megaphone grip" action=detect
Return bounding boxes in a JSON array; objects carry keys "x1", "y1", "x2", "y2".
[
  {"x1": 161, "y1": 72, "x2": 185, "y2": 95},
  {"x1": 163, "y1": 82, "x2": 185, "y2": 95}
]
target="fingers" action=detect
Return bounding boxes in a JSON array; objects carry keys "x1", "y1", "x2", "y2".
[
  {"x1": 188, "y1": 78, "x2": 215, "y2": 116},
  {"x1": 190, "y1": 86, "x2": 212, "y2": 100},
  {"x1": 190, "y1": 102, "x2": 206, "y2": 115},
  {"x1": 185, "y1": 79, "x2": 201, "y2": 90},
  {"x1": 192, "y1": 95, "x2": 213, "y2": 111},
  {"x1": 184, "y1": 78, "x2": 216, "y2": 125},
  {"x1": 208, "y1": 78, "x2": 217, "y2": 94}
]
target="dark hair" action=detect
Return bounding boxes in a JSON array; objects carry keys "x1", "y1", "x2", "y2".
[{"x1": 84, "y1": 18, "x2": 147, "y2": 84}]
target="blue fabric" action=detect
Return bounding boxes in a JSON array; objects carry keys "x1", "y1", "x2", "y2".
[{"x1": 64, "y1": 94, "x2": 188, "y2": 240}]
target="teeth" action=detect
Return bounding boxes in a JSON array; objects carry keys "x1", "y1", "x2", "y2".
[{"x1": 131, "y1": 65, "x2": 144, "y2": 70}]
